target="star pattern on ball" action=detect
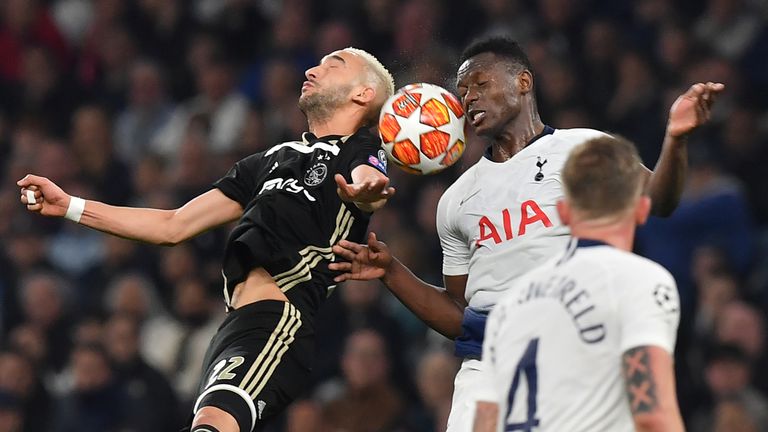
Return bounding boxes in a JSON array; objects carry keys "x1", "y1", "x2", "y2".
[
  {"x1": 393, "y1": 104, "x2": 435, "y2": 144},
  {"x1": 379, "y1": 83, "x2": 466, "y2": 174},
  {"x1": 438, "y1": 102, "x2": 465, "y2": 154}
]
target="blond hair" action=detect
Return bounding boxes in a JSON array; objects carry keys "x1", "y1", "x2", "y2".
[
  {"x1": 342, "y1": 47, "x2": 394, "y2": 122},
  {"x1": 562, "y1": 134, "x2": 646, "y2": 218}
]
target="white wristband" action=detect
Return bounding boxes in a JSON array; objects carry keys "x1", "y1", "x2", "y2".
[{"x1": 64, "y1": 196, "x2": 86, "y2": 223}]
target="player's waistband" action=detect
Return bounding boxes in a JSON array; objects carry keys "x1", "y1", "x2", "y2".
[
  {"x1": 454, "y1": 307, "x2": 489, "y2": 359},
  {"x1": 220, "y1": 300, "x2": 314, "y2": 332}
]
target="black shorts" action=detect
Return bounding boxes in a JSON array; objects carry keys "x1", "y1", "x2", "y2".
[{"x1": 193, "y1": 300, "x2": 314, "y2": 431}]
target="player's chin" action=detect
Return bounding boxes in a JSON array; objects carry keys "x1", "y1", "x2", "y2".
[
  {"x1": 472, "y1": 121, "x2": 496, "y2": 137},
  {"x1": 470, "y1": 115, "x2": 498, "y2": 136}
]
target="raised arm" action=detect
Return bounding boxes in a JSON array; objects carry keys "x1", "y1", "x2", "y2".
[
  {"x1": 18, "y1": 174, "x2": 243, "y2": 246},
  {"x1": 647, "y1": 82, "x2": 724, "y2": 216},
  {"x1": 622, "y1": 346, "x2": 685, "y2": 432},
  {"x1": 330, "y1": 232, "x2": 467, "y2": 338}
]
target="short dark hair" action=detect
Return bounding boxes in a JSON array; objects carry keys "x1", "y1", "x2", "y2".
[
  {"x1": 459, "y1": 36, "x2": 533, "y2": 73},
  {"x1": 562, "y1": 134, "x2": 645, "y2": 218}
]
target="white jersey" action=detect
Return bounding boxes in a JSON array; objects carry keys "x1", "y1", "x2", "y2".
[
  {"x1": 479, "y1": 238, "x2": 680, "y2": 432},
  {"x1": 437, "y1": 127, "x2": 609, "y2": 310}
]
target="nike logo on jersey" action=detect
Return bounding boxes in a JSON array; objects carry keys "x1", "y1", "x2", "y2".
[
  {"x1": 268, "y1": 162, "x2": 279, "y2": 174},
  {"x1": 460, "y1": 190, "x2": 482, "y2": 206}
]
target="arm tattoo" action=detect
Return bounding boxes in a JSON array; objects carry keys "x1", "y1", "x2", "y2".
[{"x1": 622, "y1": 346, "x2": 658, "y2": 414}]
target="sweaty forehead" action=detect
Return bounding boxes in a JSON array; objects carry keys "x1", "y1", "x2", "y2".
[
  {"x1": 457, "y1": 53, "x2": 513, "y2": 82},
  {"x1": 323, "y1": 50, "x2": 362, "y2": 69}
]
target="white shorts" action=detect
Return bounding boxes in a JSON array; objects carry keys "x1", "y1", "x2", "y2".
[{"x1": 446, "y1": 358, "x2": 487, "y2": 432}]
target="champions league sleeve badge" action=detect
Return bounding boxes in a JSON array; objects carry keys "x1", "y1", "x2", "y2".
[
  {"x1": 368, "y1": 149, "x2": 388, "y2": 174},
  {"x1": 653, "y1": 284, "x2": 679, "y2": 313}
]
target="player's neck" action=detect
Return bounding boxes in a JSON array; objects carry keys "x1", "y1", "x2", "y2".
[
  {"x1": 568, "y1": 218, "x2": 637, "y2": 252},
  {"x1": 491, "y1": 116, "x2": 544, "y2": 162},
  {"x1": 307, "y1": 107, "x2": 365, "y2": 138}
]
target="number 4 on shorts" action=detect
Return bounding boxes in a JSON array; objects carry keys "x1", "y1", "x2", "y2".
[{"x1": 505, "y1": 338, "x2": 540, "y2": 432}]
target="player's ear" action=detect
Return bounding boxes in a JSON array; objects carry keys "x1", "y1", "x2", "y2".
[
  {"x1": 635, "y1": 195, "x2": 651, "y2": 225},
  {"x1": 518, "y1": 70, "x2": 534, "y2": 95},
  {"x1": 352, "y1": 86, "x2": 376, "y2": 105},
  {"x1": 556, "y1": 199, "x2": 571, "y2": 226}
]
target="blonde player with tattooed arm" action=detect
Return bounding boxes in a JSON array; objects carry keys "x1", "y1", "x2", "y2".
[
  {"x1": 474, "y1": 135, "x2": 684, "y2": 432},
  {"x1": 19, "y1": 48, "x2": 395, "y2": 432},
  {"x1": 330, "y1": 36, "x2": 722, "y2": 431}
]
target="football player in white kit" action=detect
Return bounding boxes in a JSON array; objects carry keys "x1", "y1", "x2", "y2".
[
  {"x1": 330, "y1": 36, "x2": 722, "y2": 431},
  {"x1": 473, "y1": 135, "x2": 684, "y2": 432}
]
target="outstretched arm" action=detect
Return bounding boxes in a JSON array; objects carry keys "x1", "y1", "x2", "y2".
[
  {"x1": 18, "y1": 174, "x2": 243, "y2": 246},
  {"x1": 647, "y1": 82, "x2": 724, "y2": 216},
  {"x1": 330, "y1": 232, "x2": 467, "y2": 338},
  {"x1": 335, "y1": 164, "x2": 395, "y2": 212}
]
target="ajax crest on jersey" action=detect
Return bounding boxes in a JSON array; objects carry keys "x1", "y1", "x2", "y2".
[
  {"x1": 378, "y1": 83, "x2": 466, "y2": 175},
  {"x1": 304, "y1": 163, "x2": 328, "y2": 186}
]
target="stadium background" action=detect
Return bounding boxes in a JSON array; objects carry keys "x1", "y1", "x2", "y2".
[{"x1": 0, "y1": 0, "x2": 767, "y2": 430}]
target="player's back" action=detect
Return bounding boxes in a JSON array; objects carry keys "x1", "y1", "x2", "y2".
[{"x1": 483, "y1": 238, "x2": 679, "y2": 432}]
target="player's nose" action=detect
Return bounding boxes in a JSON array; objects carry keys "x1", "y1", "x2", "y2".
[
  {"x1": 305, "y1": 66, "x2": 319, "y2": 81},
  {"x1": 463, "y1": 88, "x2": 478, "y2": 110}
]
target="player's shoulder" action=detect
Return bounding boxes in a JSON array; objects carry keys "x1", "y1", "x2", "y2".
[
  {"x1": 598, "y1": 249, "x2": 680, "y2": 318},
  {"x1": 592, "y1": 247, "x2": 675, "y2": 285},
  {"x1": 551, "y1": 128, "x2": 611, "y2": 147},
  {"x1": 234, "y1": 149, "x2": 267, "y2": 168},
  {"x1": 343, "y1": 127, "x2": 378, "y2": 144},
  {"x1": 440, "y1": 162, "x2": 483, "y2": 205}
]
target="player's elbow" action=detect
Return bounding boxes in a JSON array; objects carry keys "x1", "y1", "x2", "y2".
[
  {"x1": 163, "y1": 227, "x2": 188, "y2": 246},
  {"x1": 161, "y1": 211, "x2": 190, "y2": 246},
  {"x1": 158, "y1": 237, "x2": 180, "y2": 247},
  {"x1": 633, "y1": 412, "x2": 683, "y2": 432},
  {"x1": 443, "y1": 323, "x2": 463, "y2": 339},
  {"x1": 434, "y1": 314, "x2": 464, "y2": 339}
]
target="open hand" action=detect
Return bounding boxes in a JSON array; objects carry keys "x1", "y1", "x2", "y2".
[
  {"x1": 335, "y1": 174, "x2": 395, "y2": 204},
  {"x1": 17, "y1": 174, "x2": 71, "y2": 217},
  {"x1": 667, "y1": 82, "x2": 725, "y2": 138},
  {"x1": 329, "y1": 232, "x2": 392, "y2": 282}
]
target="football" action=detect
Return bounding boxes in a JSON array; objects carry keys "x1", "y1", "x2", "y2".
[{"x1": 378, "y1": 83, "x2": 466, "y2": 175}]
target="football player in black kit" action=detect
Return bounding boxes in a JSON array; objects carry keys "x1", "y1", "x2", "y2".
[{"x1": 18, "y1": 47, "x2": 396, "y2": 432}]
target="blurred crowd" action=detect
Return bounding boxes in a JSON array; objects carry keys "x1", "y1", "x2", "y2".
[{"x1": 0, "y1": 0, "x2": 767, "y2": 431}]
